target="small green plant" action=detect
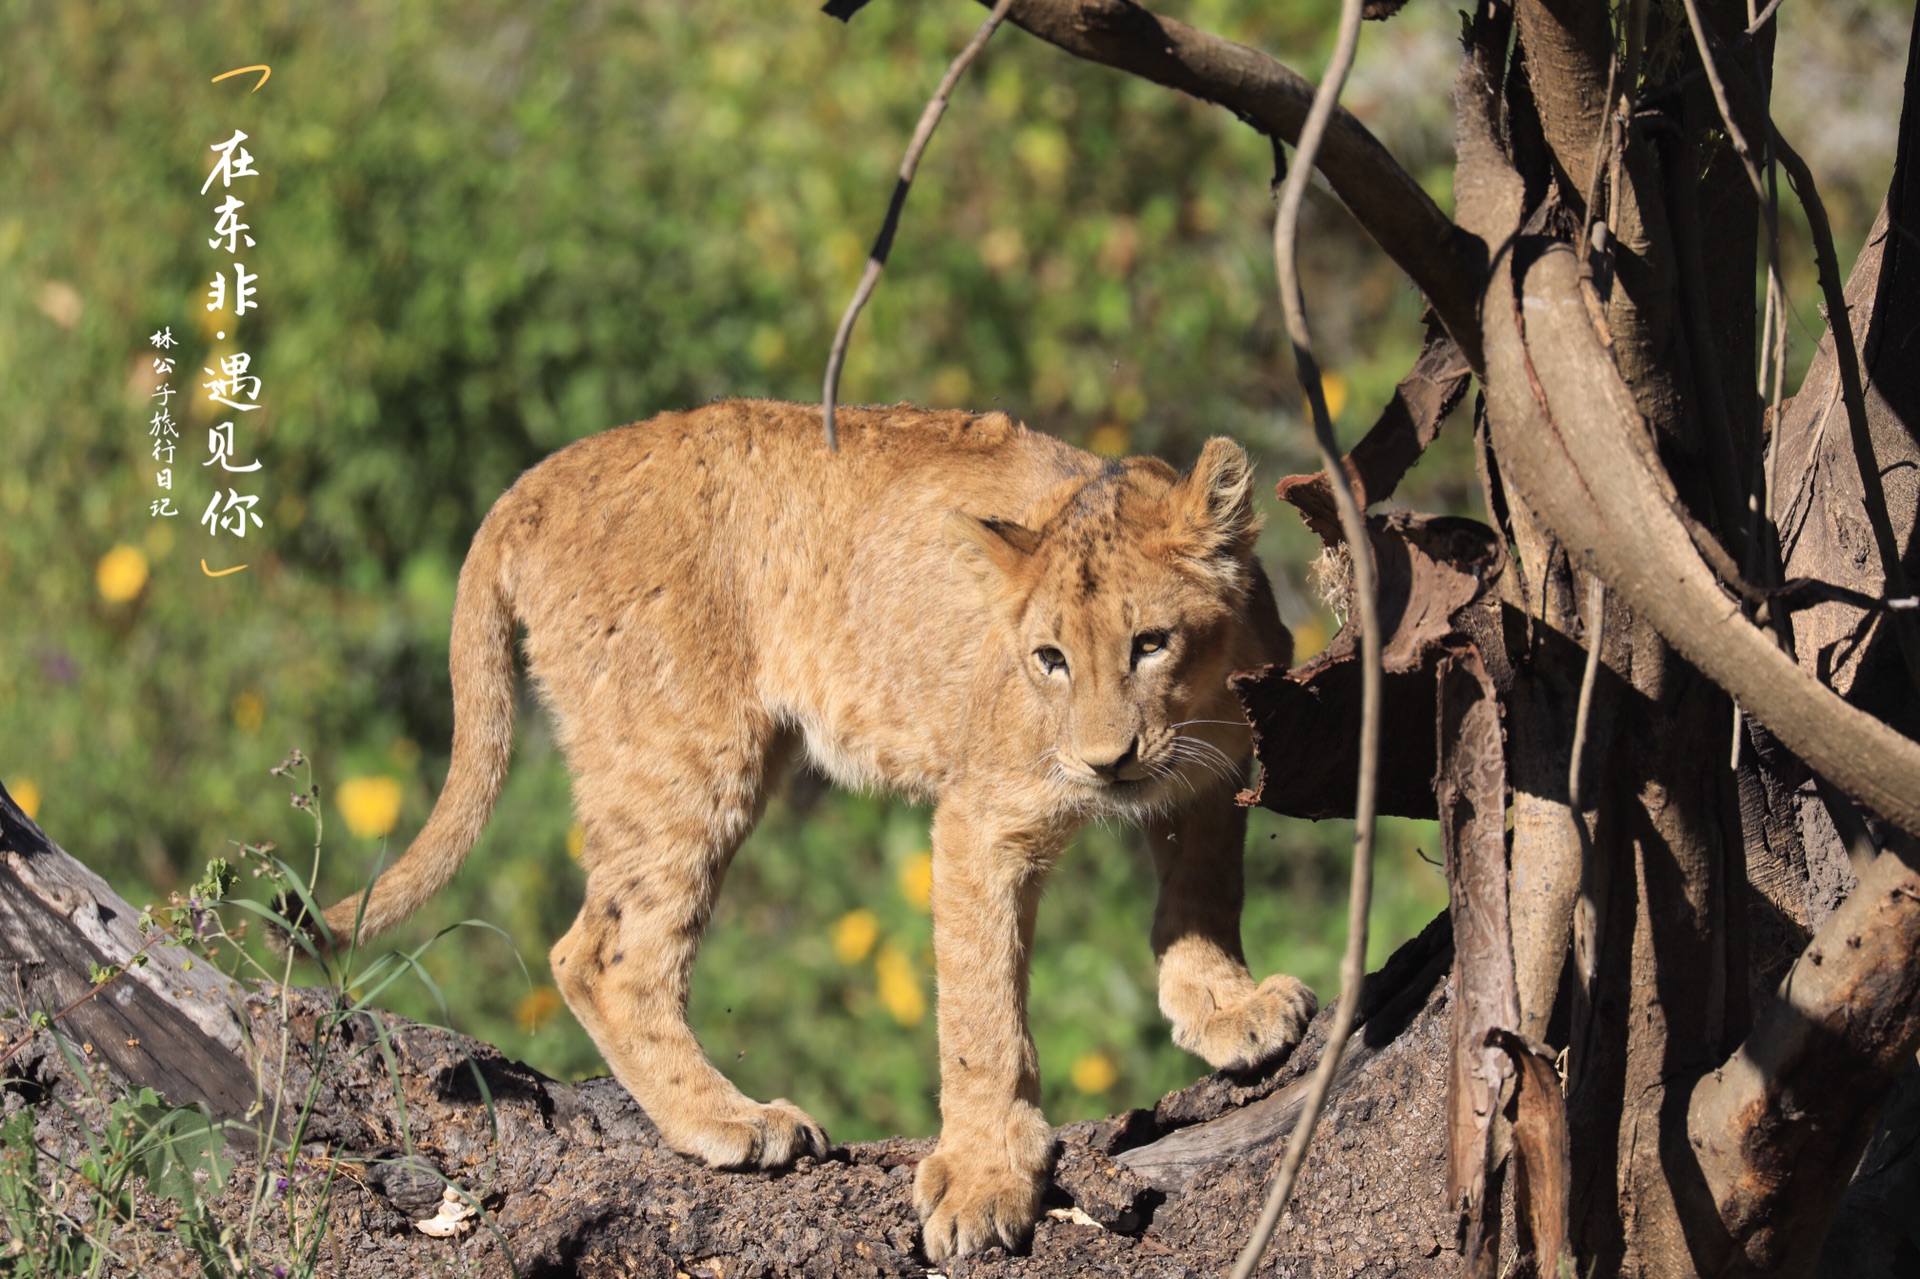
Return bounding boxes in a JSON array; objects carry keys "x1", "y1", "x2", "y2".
[
  {"x1": 0, "y1": 748, "x2": 520, "y2": 1277},
  {"x1": 0, "y1": 1060, "x2": 232, "y2": 1278},
  {"x1": 0, "y1": 1105, "x2": 91, "y2": 1277}
]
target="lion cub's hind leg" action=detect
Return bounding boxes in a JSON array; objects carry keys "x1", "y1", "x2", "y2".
[
  {"x1": 550, "y1": 726, "x2": 828, "y2": 1170},
  {"x1": 1148, "y1": 777, "x2": 1317, "y2": 1072}
]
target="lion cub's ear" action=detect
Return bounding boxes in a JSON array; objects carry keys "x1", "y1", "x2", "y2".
[
  {"x1": 945, "y1": 512, "x2": 1040, "y2": 608},
  {"x1": 1168, "y1": 437, "x2": 1261, "y2": 572}
]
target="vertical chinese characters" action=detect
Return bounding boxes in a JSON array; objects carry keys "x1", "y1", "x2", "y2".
[
  {"x1": 148, "y1": 328, "x2": 179, "y2": 516},
  {"x1": 199, "y1": 129, "x2": 266, "y2": 539}
]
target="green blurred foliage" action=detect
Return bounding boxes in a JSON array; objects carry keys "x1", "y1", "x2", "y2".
[{"x1": 0, "y1": 0, "x2": 1898, "y2": 1141}]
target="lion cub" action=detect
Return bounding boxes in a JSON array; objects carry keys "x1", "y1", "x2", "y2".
[{"x1": 313, "y1": 400, "x2": 1316, "y2": 1259}]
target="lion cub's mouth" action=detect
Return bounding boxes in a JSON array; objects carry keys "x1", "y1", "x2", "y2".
[{"x1": 1061, "y1": 767, "x2": 1156, "y2": 792}]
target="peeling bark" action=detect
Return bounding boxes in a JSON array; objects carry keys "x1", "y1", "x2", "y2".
[
  {"x1": 1436, "y1": 642, "x2": 1516, "y2": 1278},
  {"x1": 1689, "y1": 842, "x2": 1920, "y2": 1276},
  {"x1": 1236, "y1": 513, "x2": 1502, "y2": 822},
  {"x1": 1497, "y1": 1029, "x2": 1572, "y2": 1278},
  {"x1": 0, "y1": 783, "x2": 261, "y2": 1127}
]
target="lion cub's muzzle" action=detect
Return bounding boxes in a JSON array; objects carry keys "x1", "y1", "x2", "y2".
[{"x1": 1081, "y1": 737, "x2": 1142, "y2": 782}]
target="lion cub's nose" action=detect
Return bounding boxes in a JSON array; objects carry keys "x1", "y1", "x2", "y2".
[{"x1": 1084, "y1": 740, "x2": 1140, "y2": 781}]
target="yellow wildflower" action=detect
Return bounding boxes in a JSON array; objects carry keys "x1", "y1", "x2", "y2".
[
  {"x1": 930, "y1": 366, "x2": 973, "y2": 406},
  {"x1": 231, "y1": 690, "x2": 264, "y2": 732},
  {"x1": 1292, "y1": 618, "x2": 1329, "y2": 662},
  {"x1": 517, "y1": 986, "x2": 563, "y2": 1034},
  {"x1": 96, "y1": 545, "x2": 149, "y2": 603},
  {"x1": 1070, "y1": 1051, "x2": 1119, "y2": 1095},
  {"x1": 832, "y1": 909, "x2": 880, "y2": 965},
  {"x1": 1307, "y1": 370, "x2": 1349, "y2": 422},
  {"x1": 11, "y1": 779, "x2": 40, "y2": 820},
  {"x1": 337, "y1": 776, "x2": 403, "y2": 839},
  {"x1": 875, "y1": 942, "x2": 926, "y2": 1026},
  {"x1": 1087, "y1": 423, "x2": 1130, "y2": 458},
  {"x1": 898, "y1": 851, "x2": 933, "y2": 912}
]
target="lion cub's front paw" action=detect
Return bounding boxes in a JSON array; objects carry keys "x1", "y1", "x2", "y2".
[
  {"x1": 1175, "y1": 973, "x2": 1318, "y2": 1071},
  {"x1": 913, "y1": 1143, "x2": 1050, "y2": 1262},
  {"x1": 669, "y1": 1096, "x2": 829, "y2": 1171}
]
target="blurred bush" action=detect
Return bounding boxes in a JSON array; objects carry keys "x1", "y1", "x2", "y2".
[{"x1": 0, "y1": 0, "x2": 1894, "y2": 1140}]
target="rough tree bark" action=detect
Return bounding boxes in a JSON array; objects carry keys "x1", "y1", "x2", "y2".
[{"x1": 959, "y1": 0, "x2": 1920, "y2": 1275}]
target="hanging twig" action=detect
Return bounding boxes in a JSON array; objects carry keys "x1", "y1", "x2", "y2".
[
  {"x1": 1744, "y1": 0, "x2": 1789, "y2": 567},
  {"x1": 1643, "y1": 0, "x2": 1787, "y2": 106},
  {"x1": 1735, "y1": 0, "x2": 1793, "y2": 755},
  {"x1": 820, "y1": 0, "x2": 1016, "y2": 450},
  {"x1": 1574, "y1": 28, "x2": 1621, "y2": 277},
  {"x1": 1228, "y1": 0, "x2": 1373, "y2": 1269},
  {"x1": 1677, "y1": 0, "x2": 1799, "y2": 760},
  {"x1": 1757, "y1": 262, "x2": 1789, "y2": 637},
  {"x1": 1678, "y1": 0, "x2": 1762, "y2": 171},
  {"x1": 957, "y1": 0, "x2": 1486, "y2": 367},
  {"x1": 1772, "y1": 131, "x2": 1920, "y2": 688},
  {"x1": 1676, "y1": 0, "x2": 1781, "y2": 555},
  {"x1": 1745, "y1": 0, "x2": 1786, "y2": 36},
  {"x1": 1677, "y1": 0, "x2": 1920, "y2": 689},
  {"x1": 1568, "y1": 576, "x2": 1607, "y2": 811},
  {"x1": 1567, "y1": 573, "x2": 1612, "y2": 1027}
]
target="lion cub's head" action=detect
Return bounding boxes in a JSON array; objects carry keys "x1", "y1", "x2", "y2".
[{"x1": 946, "y1": 438, "x2": 1274, "y2": 814}]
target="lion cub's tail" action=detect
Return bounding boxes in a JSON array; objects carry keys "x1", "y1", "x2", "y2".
[{"x1": 304, "y1": 518, "x2": 517, "y2": 958}]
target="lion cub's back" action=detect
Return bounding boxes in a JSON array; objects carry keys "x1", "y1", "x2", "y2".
[
  {"x1": 493, "y1": 398, "x2": 1077, "y2": 580},
  {"x1": 488, "y1": 401, "x2": 1093, "y2": 786}
]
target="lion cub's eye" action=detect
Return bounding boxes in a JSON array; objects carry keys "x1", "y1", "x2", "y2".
[
  {"x1": 1035, "y1": 646, "x2": 1069, "y2": 676},
  {"x1": 1132, "y1": 631, "x2": 1170, "y2": 664}
]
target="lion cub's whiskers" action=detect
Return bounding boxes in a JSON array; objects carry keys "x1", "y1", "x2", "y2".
[
  {"x1": 1164, "y1": 734, "x2": 1239, "y2": 782},
  {"x1": 1162, "y1": 720, "x2": 1251, "y2": 782}
]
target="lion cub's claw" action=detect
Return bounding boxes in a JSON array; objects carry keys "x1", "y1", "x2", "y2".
[
  {"x1": 1178, "y1": 973, "x2": 1318, "y2": 1072},
  {"x1": 913, "y1": 1146, "x2": 1049, "y2": 1263},
  {"x1": 677, "y1": 1097, "x2": 829, "y2": 1171}
]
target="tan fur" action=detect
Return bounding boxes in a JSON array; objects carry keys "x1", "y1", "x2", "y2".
[{"x1": 319, "y1": 400, "x2": 1316, "y2": 1260}]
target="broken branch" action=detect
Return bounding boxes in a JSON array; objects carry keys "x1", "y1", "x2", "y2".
[
  {"x1": 1274, "y1": 326, "x2": 1474, "y2": 545},
  {"x1": 1688, "y1": 839, "x2": 1920, "y2": 1275}
]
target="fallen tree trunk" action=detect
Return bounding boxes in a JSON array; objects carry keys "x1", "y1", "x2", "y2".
[
  {"x1": 0, "y1": 786, "x2": 259, "y2": 1126},
  {"x1": 0, "y1": 782, "x2": 1464, "y2": 1277}
]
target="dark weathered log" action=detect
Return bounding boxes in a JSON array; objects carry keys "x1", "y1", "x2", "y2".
[
  {"x1": 1, "y1": 787, "x2": 1474, "y2": 1276},
  {"x1": 0, "y1": 781, "x2": 259, "y2": 1126}
]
